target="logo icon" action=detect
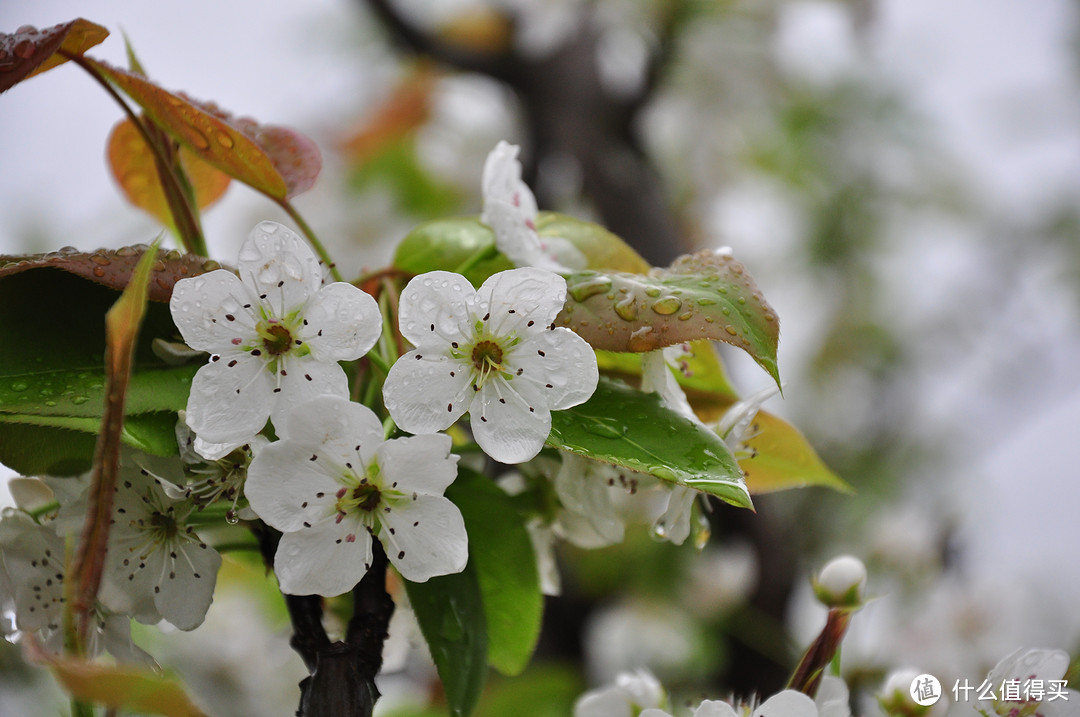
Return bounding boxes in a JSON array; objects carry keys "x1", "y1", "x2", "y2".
[{"x1": 910, "y1": 673, "x2": 942, "y2": 706}]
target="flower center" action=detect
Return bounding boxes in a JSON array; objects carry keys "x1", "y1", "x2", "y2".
[
  {"x1": 258, "y1": 321, "x2": 293, "y2": 356},
  {"x1": 148, "y1": 510, "x2": 179, "y2": 541},
  {"x1": 335, "y1": 481, "x2": 382, "y2": 516},
  {"x1": 471, "y1": 340, "x2": 504, "y2": 372}
]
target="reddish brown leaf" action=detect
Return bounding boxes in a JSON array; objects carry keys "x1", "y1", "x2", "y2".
[
  {"x1": 107, "y1": 117, "x2": 231, "y2": 225},
  {"x1": 247, "y1": 124, "x2": 322, "y2": 198},
  {"x1": 0, "y1": 246, "x2": 223, "y2": 303},
  {"x1": 84, "y1": 58, "x2": 290, "y2": 198},
  {"x1": 0, "y1": 18, "x2": 108, "y2": 93}
]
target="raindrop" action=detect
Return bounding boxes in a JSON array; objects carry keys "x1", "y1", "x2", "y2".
[
  {"x1": 567, "y1": 276, "x2": 613, "y2": 302},
  {"x1": 44, "y1": 400, "x2": 58, "y2": 407},
  {"x1": 697, "y1": 298, "x2": 716, "y2": 306},
  {"x1": 10, "y1": 381, "x2": 28, "y2": 392},
  {"x1": 582, "y1": 418, "x2": 625, "y2": 439},
  {"x1": 13, "y1": 39, "x2": 36, "y2": 59},
  {"x1": 725, "y1": 326, "x2": 738, "y2": 336},
  {"x1": 71, "y1": 396, "x2": 90, "y2": 405},
  {"x1": 645, "y1": 287, "x2": 661, "y2": 298},
  {"x1": 651, "y1": 296, "x2": 682, "y2": 315},
  {"x1": 186, "y1": 126, "x2": 211, "y2": 150},
  {"x1": 215, "y1": 132, "x2": 235, "y2": 149},
  {"x1": 677, "y1": 311, "x2": 693, "y2": 321},
  {"x1": 614, "y1": 296, "x2": 638, "y2": 321}
]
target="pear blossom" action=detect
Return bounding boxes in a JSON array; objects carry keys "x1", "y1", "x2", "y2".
[
  {"x1": 553, "y1": 453, "x2": 629, "y2": 549},
  {"x1": 481, "y1": 141, "x2": 587, "y2": 273},
  {"x1": 170, "y1": 221, "x2": 381, "y2": 459},
  {"x1": 245, "y1": 395, "x2": 467, "y2": 596},
  {"x1": 383, "y1": 267, "x2": 599, "y2": 463},
  {"x1": 977, "y1": 647, "x2": 1079, "y2": 717},
  {"x1": 574, "y1": 669, "x2": 667, "y2": 717},
  {"x1": 0, "y1": 512, "x2": 146, "y2": 662},
  {"x1": 106, "y1": 462, "x2": 222, "y2": 631}
]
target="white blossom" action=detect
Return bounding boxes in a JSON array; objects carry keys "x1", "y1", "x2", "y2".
[
  {"x1": 245, "y1": 395, "x2": 467, "y2": 596},
  {"x1": 574, "y1": 669, "x2": 666, "y2": 717},
  {"x1": 481, "y1": 141, "x2": 586, "y2": 273},
  {"x1": 979, "y1": 647, "x2": 1079, "y2": 717},
  {"x1": 553, "y1": 453, "x2": 628, "y2": 549},
  {"x1": 170, "y1": 221, "x2": 381, "y2": 458},
  {"x1": 106, "y1": 463, "x2": 222, "y2": 631},
  {"x1": 0, "y1": 512, "x2": 146, "y2": 662},
  {"x1": 383, "y1": 268, "x2": 598, "y2": 464}
]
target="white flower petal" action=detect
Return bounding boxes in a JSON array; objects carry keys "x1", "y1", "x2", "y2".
[
  {"x1": 641, "y1": 350, "x2": 697, "y2": 423},
  {"x1": 376, "y1": 433, "x2": 459, "y2": 495},
  {"x1": 269, "y1": 358, "x2": 350, "y2": 432},
  {"x1": 693, "y1": 701, "x2": 738, "y2": 717},
  {"x1": 574, "y1": 689, "x2": 635, "y2": 717},
  {"x1": 237, "y1": 221, "x2": 322, "y2": 313},
  {"x1": 246, "y1": 440, "x2": 342, "y2": 532},
  {"x1": 384, "y1": 351, "x2": 473, "y2": 434},
  {"x1": 752, "y1": 690, "x2": 818, "y2": 717},
  {"x1": 301, "y1": 282, "x2": 382, "y2": 361},
  {"x1": 170, "y1": 270, "x2": 258, "y2": 353},
  {"x1": 482, "y1": 141, "x2": 538, "y2": 220},
  {"x1": 477, "y1": 267, "x2": 568, "y2": 338},
  {"x1": 381, "y1": 494, "x2": 468, "y2": 582},
  {"x1": 397, "y1": 271, "x2": 475, "y2": 347},
  {"x1": 654, "y1": 485, "x2": 695, "y2": 546},
  {"x1": 186, "y1": 353, "x2": 273, "y2": 448},
  {"x1": 510, "y1": 328, "x2": 598, "y2": 410},
  {"x1": 275, "y1": 521, "x2": 373, "y2": 597},
  {"x1": 154, "y1": 542, "x2": 221, "y2": 630},
  {"x1": 471, "y1": 380, "x2": 552, "y2": 463},
  {"x1": 278, "y1": 394, "x2": 385, "y2": 465}
]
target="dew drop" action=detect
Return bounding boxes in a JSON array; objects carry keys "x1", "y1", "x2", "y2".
[
  {"x1": 13, "y1": 39, "x2": 36, "y2": 59},
  {"x1": 568, "y1": 276, "x2": 613, "y2": 302},
  {"x1": 725, "y1": 326, "x2": 738, "y2": 336},
  {"x1": 215, "y1": 132, "x2": 235, "y2": 149},
  {"x1": 677, "y1": 311, "x2": 693, "y2": 321},
  {"x1": 651, "y1": 296, "x2": 682, "y2": 315},
  {"x1": 645, "y1": 287, "x2": 661, "y2": 298},
  {"x1": 187, "y1": 126, "x2": 210, "y2": 150},
  {"x1": 614, "y1": 296, "x2": 638, "y2": 321},
  {"x1": 44, "y1": 400, "x2": 58, "y2": 407},
  {"x1": 10, "y1": 381, "x2": 28, "y2": 392}
]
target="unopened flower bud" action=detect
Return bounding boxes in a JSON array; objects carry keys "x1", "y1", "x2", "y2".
[
  {"x1": 813, "y1": 554, "x2": 867, "y2": 609},
  {"x1": 877, "y1": 669, "x2": 930, "y2": 717}
]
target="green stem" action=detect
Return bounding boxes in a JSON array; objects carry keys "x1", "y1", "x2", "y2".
[
  {"x1": 277, "y1": 199, "x2": 343, "y2": 282},
  {"x1": 65, "y1": 53, "x2": 208, "y2": 257},
  {"x1": 453, "y1": 243, "x2": 499, "y2": 276},
  {"x1": 28, "y1": 500, "x2": 60, "y2": 522}
]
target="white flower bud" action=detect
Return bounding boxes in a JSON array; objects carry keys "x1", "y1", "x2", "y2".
[
  {"x1": 877, "y1": 669, "x2": 930, "y2": 717},
  {"x1": 813, "y1": 554, "x2": 867, "y2": 608}
]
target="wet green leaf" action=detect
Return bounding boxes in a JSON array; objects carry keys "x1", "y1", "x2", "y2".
[
  {"x1": 393, "y1": 216, "x2": 513, "y2": 286},
  {"x1": 405, "y1": 562, "x2": 488, "y2": 717},
  {"x1": 448, "y1": 469, "x2": 542, "y2": 676},
  {"x1": 740, "y1": 409, "x2": 851, "y2": 495},
  {"x1": 548, "y1": 377, "x2": 752, "y2": 509}
]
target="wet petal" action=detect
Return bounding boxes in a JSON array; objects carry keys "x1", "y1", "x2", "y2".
[
  {"x1": 275, "y1": 520, "x2": 373, "y2": 597},
  {"x1": 278, "y1": 394, "x2": 385, "y2": 466},
  {"x1": 509, "y1": 327, "x2": 598, "y2": 411},
  {"x1": 246, "y1": 439, "x2": 341, "y2": 532},
  {"x1": 478, "y1": 267, "x2": 568, "y2": 338},
  {"x1": 397, "y1": 271, "x2": 475, "y2": 347},
  {"x1": 751, "y1": 691, "x2": 817, "y2": 717},
  {"x1": 381, "y1": 495, "x2": 468, "y2": 582},
  {"x1": 383, "y1": 351, "x2": 472, "y2": 435},
  {"x1": 376, "y1": 433, "x2": 459, "y2": 495},
  {"x1": 471, "y1": 379, "x2": 552, "y2": 463},
  {"x1": 269, "y1": 358, "x2": 350, "y2": 432},
  {"x1": 185, "y1": 354, "x2": 273, "y2": 453},
  {"x1": 693, "y1": 701, "x2": 738, "y2": 717},
  {"x1": 169, "y1": 270, "x2": 258, "y2": 353},
  {"x1": 154, "y1": 540, "x2": 221, "y2": 630},
  {"x1": 301, "y1": 282, "x2": 382, "y2": 361},
  {"x1": 237, "y1": 221, "x2": 322, "y2": 314}
]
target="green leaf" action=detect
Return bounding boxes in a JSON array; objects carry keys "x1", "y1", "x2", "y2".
[
  {"x1": 0, "y1": 265, "x2": 194, "y2": 475},
  {"x1": 405, "y1": 563, "x2": 488, "y2": 717},
  {"x1": 393, "y1": 216, "x2": 513, "y2": 287},
  {"x1": 448, "y1": 469, "x2": 542, "y2": 676},
  {"x1": 548, "y1": 377, "x2": 752, "y2": 509},
  {"x1": 473, "y1": 665, "x2": 583, "y2": 717},
  {"x1": 557, "y1": 249, "x2": 781, "y2": 387},
  {"x1": 534, "y1": 212, "x2": 650, "y2": 274},
  {"x1": 0, "y1": 18, "x2": 109, "y2": 94}
]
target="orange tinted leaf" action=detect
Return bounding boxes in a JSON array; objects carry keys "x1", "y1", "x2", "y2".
[
  {"x1": 342, "y1": 66, "x2": 436, "y2": 164},
  {"x1": 85, "y1": 58, "x2": 289, "y2": 198},
  {"x1": 0, "y1": 246, "x2": 223, "y2": 303},
  {"x1": 741, "y1": 410, "x2": 851, "y2": 495},
  {"x1": 108, "y1": 117, "x2": 231, "y2": 225},
  {"x1": 0, "y1": 18, "x2": 108, "y2": 93},
  {"x1": 25, "y1": 638, "x2": 209, "y2": 717}
]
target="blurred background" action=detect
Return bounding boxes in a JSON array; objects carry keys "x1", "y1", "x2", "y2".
[{"x1": 2, "y1": 1, "x2": 1079, "y2": 715}]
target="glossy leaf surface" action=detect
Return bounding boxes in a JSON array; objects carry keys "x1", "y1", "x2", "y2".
[
  {"x1": 547, "y1": 377, "x2": 752, "y2": 509},
  {"x1": 0, "y1": 18, "x2": 108, "y2": 93}
]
